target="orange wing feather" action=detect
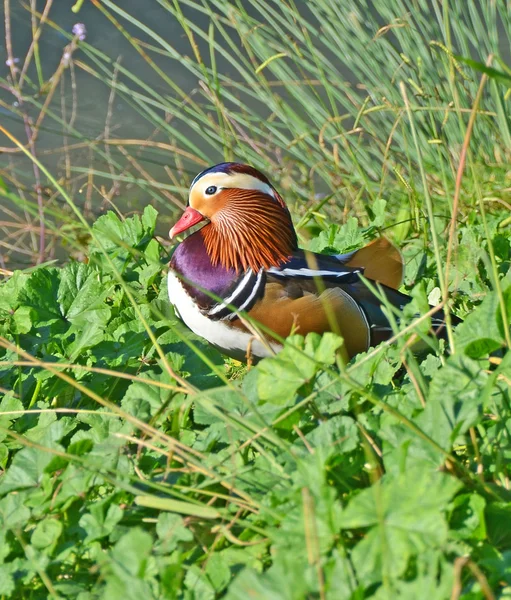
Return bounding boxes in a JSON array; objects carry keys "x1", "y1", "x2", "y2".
[
  {"x1": 344, "y1": 237, "x2": 403, "y2": 290},
  {"x1": 234, "y1": 281, "x2": 370, "y2": 361}
]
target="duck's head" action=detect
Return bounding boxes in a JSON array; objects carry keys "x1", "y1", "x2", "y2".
[{"x1": 169, "y1": 162, "x2": 297, "y2": 272}]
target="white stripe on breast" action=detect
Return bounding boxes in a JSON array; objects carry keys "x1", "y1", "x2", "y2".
[
  {"x1": 208, "y1": 269, "x2": 254, "y2": 316},
  {"x1": 167, "y1": 271, "x2": 280, "y2": 360},
  {"x1": 237, "y1": 269, "x2": 264, "y2": 312}
]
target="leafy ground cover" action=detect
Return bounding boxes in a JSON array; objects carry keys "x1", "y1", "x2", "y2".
[
  {"x1": 0, "y1": 0, "x2": 511, "y2": 598},
  {"x1": 0, "y1": 204, "x2": 510, "y2": 599}
]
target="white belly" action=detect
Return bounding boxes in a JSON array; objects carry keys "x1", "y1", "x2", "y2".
[{"x1": 167, "y1": 271, "x2": 280, "y2": 360}]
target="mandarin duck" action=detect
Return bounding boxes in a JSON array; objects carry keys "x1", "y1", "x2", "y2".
[{"x1": 168, "y1": 162, "x2": 452, "y2": 363}]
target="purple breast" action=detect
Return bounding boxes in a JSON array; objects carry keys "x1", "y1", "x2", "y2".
[{"x1": 169, "y1": 231, "x2": 238, "y2": 309}]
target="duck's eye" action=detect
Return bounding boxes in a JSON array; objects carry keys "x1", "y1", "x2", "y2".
[{"x1": 205, "y1": 185, "x2": 217, "y2": 196}]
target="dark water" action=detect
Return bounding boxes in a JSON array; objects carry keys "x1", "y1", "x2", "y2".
[
  {"x1": 0, "y1": 1, "x2": 509, "y2": 269},
  {"x1": 0, "y1": 1, "x2": 220, "y2": 267},
  {"x1": 2, "y1": 1, "x2": 195, "y2": 133},
  {"x1": 1, "y1": 0, "x2": 332, "y2": 269}
]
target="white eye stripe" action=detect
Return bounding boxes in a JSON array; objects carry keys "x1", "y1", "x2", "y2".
[{"x1": 191, "y1": 172, "x2": 275, "y2": 198}]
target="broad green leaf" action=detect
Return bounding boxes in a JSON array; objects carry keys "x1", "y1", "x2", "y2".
[
  {"x1": 0, "y1": 270, "x2": 28, "y2": 311},
  {"x1": 340, "y1": 468, "x2": 461, "y2": 582},
  {"x1": 121, "y1": 369, "x2": 175, "y2": 417},
  {"x1": 369, "y1": 198, "x2": 387, "y2": 228},
  {"x1": 141, "y1": 204, "x2": 158, "y2": 232},
  {"x1": 58, "y1": 262, "x2": 111, "y2": 327},
  {"x1": 449, "y1": 493, "x2": 486, "y2": 541},
  {"x1": 12, "y1": 305, "x2": 32, "y2": 334},
  {"x1": 0, "y1": 445, "x2": 7, "y2": 469},
  {"x1": 24, "y1": 411, "x2": 76, "y2": 447},
  {"x1": 322, "y1": 549, "x2": 361, "y2": 600},
  {"x1": 205, "y1": 553, "x2": 231, "y2": 593},
  {"x1": 304, "y1": 415, "x2": 359, "y2": 453},
  {"x1": 0, "y1": 563, "x2": 15, "y2": 595},
  {"x1": 0, "y1": 394, "x2": 24, "y2": 427},
  {"x1": 89, "y1": 206, "x2": 158, "y2": 273},
  {"x1": 79, "y1": 501, "x2": 124, "y2": 543},
  {"x1": 0, "y1": 491, "x2": 31, "y2": 528},
  {"x1": 421, "y1": 354, "x2": 490, "y2": 446},
  {"x1": 184, "y1": 565, "x2": 216, "y2": 600},
  {"x1": 102, "y1": 529, "x2": 155, "y2": 600},
  {"x1": 110, "y1": 528, "x2": 153, "y2": 576},
  {"x1": 31, "y1": 518, "x2": 63, "y2": 550},
  {"x1": 0, "y1": 446, "x2": 59, "y2": 494},
  {"x1": 486, "y1": 503, "x2": 511, "y2": 549},
  {"x1": 256, "y1": 333, "x2": 343, "y2": 405},
  {"x1": 309, "y1": 218, "x2": 365, "y2": 254},
  {"x1": 155, "y1": 512, "x2": 193, "y2": 553},
  {"x1": 225, "y1": 552, "x2": 314, "y2": 600},
  {"x1": 17, "y1": 268, "x2": 62, "y2": 326},
  {"x1": 369, "y1": 550, "x2": 453, "y2": 599},
  {"x1": 455, "y1": 284, "x2": 511, "y2": 357},
  {"x1": 50, "y1": 463, "x2": 94, "y2": 509},
  {"x1": 91, "y1": 331, "x2": 147, "y2": 368}
]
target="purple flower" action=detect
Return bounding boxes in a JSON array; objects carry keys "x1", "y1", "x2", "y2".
[{"x1": 72, "y1": 23, "x2": 87, "y2": 41}]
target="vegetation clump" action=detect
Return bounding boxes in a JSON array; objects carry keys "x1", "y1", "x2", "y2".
[{"x1": 0, "y1": 0, "x2": 510, "y2": 597}]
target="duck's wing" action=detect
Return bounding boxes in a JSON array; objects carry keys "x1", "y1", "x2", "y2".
[
  {"x1": 336, "y1": 237, "x2": 404, "y2": 290},
  {"x1": 231, "y1": 249, "x2": 404, "y2": 359},
  {"x1": 239, "y1": 248, "x2": 451, "y2": 360}
]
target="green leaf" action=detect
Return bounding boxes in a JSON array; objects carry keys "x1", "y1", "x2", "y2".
[
  {"x1": 449, "y1": 493, "x2": 486, "y2": 541},
  {"x1": 0, "y1": 491, "x2": 31, "y2": 528},
  {"x1": 12, "y1": 305, "x2": 33, "y2": 334},
  {"x1": 0, "y1": 445, "x2": 8, "y2": 469},
  {"x1": 421, "y1": 354, "x2": 490, "y2": 446},
  {"x1": 92, "y1": 331, "x2": 147, "y2": 368},
  {"x1": 58, "y1": 262, "x2": 111, "y2": 328},
  {"x1": 369, "y1": 550, "x2": 453, "y2": 599},
  {"x1": 0, "y1": 446, "x2": 58, "y2": 494},
  {"x1": 31, "y1": 518, "x2": 63, "y2": 550},
  {"x1": 17, "y1": 268, "x2": 62, "y2": 326},
  {"x1": 304, "y1": 415, "x2": 359, "y2": 453},
  {"x1": 369, "y1": 198, "x2": 387, "y2": 228},
  {"x1": 155, "y1": 512, "x2": 193, "y2": 553},
  {"x1": 340, "y1": 468, "x2": 461, "y2": 583},
  {"x1": 79, "y1": 501, "x2": 124, "y2": 543},
  {"x1": 455, "y1": 285, "x2": 511, "y2": 357},
  {"x1": 0, "y1": 271, "x2": 29, "y2": 312},
  {"x1": 0, "y1": 563, "x2": 15, "y2": 595},
  {"x1": 256, "y1": 333, "x2": 343, "y2": 405},
  {"x1": 102, "y1": 528, "x2": 155, "y2": 600},
  {"x1": 205, "y1": 553, "x2": 231, "y2": 593},
  {"x1": 185, "y1": 565, "x2": 216, "y2": 600},
  {"x1": 24, "y1": 411, "x2": 76, "y2": 447},
  {"x1": 141, "y1": 204, "x2": 158, "y2": 231},
  {"x1": 110, "y1": 528, "x2": 154, "y2": 576},
  {"x1": 121, "y1": 368, "x2": 175, "y2": 417},
  {"x1": 0, "y1": 393, "x2": 24, "y2": 428},
  {"x1": 89, "y1": 207, "x2": 158, "y2": 273},
  {"x1": 225, "y1": 552, "x2": 314, "y2": 600},
  {"x1": 486, "y1": 503, "x2": 511, "y2": 549},
  {"x1": 309, "y1": 218, "x2": 366, "y2": 254}
]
